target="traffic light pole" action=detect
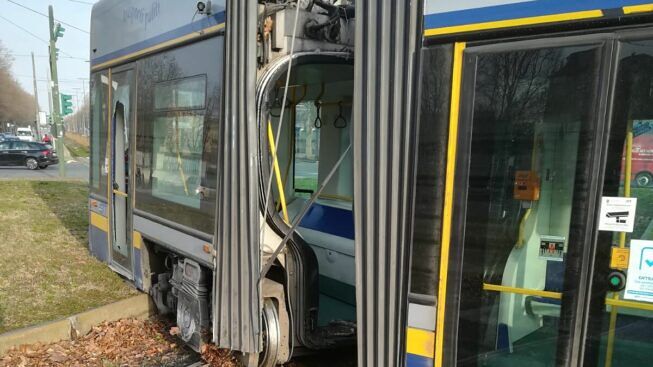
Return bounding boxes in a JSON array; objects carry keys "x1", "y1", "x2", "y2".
[{"x1": 48, "y1": 5, "x2": 65, "y2": 177}]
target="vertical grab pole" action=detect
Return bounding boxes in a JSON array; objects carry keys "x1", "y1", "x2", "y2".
[
  {"x1": 267, "y1": 120, "x2": 290, "y2": 224},
  {"x1": 604, "y1": 119, "x2": 633, "y2": 367}
]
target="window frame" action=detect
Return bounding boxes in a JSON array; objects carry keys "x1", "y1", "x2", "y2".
[{"x1": 153, "y1": 74, "x2": 208, "y2": 112}]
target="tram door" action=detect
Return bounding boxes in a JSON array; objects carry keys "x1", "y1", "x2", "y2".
[
  {"x1": 109, "y1": 67, "x2": 135, "y2": 276},
  {"x1": 584, "y1": 32, "x2": 653, "y2": 367},
  {"x1": 442, "y1": 33, "x2": 653, "y2": 367}
]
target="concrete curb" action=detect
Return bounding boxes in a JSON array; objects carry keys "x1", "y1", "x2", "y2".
[{"x1": 0, "y1": 293, "x2": 154, "y2": 356}]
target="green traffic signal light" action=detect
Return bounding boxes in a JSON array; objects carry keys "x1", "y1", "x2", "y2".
[
  {"x1": 54, "y1": 23, "x2": 65, "y2": 40},
  {"x1": 60, "y1": 94, "x2": 73, "y2": 116}
]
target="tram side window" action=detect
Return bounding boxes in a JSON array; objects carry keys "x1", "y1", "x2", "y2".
[
  {"x1": 90, "y1": 71, "x2": 109, "y2": 198},
  {"x1": 150, "y1": 76, "x2": 206, "y2": 208},
  {"x1": 135, "y1": 37, "x2": 222, "y2": 234}
]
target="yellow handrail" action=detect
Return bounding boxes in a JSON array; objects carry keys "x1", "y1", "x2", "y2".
[
  {"x1": 267, "y1": 121, "x2": 290, "y2": 224},
  {"x1": 482, "y1": 283, "x2": 562, "y2": 300}
]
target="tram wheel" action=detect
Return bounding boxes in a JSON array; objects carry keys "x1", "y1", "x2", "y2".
[{"x1": 259, "y1": 298, "x2": 281, "y2": 367}]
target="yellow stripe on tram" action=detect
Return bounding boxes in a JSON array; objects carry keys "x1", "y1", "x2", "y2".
[
  {"x1": 434, "y1": 41, "x2": 465, "y2": 367},
  {"x1": 90, "y1": 212, "x2": 109, "y2": 232},
  {"x1": 623, "y1": 4, "x2": 653, "y2": 14},
  {"x1": 406, "y1": 328, "x2": 435, "y2": 359},
  {"x1": 424, "y1": 10, "x2": 603, "y2": 37},
  {"x1": 132, "y1": 231, "x2": 144, "y2": 250}
]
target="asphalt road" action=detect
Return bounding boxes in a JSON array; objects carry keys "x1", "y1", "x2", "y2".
[{"x1": 0, "y1": 157, "x2": 89, "y2": 180}]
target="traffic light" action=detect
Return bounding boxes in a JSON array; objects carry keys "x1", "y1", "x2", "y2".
[
  {"x1": 53, "y1": 23, "x2": 65, "y2": 40},
  {"x1": 60, "y1": 94, "x2": 73, "y2": 116}
]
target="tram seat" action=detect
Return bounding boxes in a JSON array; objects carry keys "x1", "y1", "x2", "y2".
[
  {"x1": 286, "y1": 198, "x2": 356, "y2": 306},
  {"x1": 525, "y1": 260, "x2": 564, "y2": 317}
]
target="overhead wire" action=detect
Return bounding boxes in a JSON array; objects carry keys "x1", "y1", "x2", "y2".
[
  {"x1": 0, "y1": 16, "x2": 83, "y2": 59},
  {"x1": 67, "y1": 0, "x2": 94, "y2": 5},
  {"x1": 1, "y1": 53, "x2": 88, "y2": 61},
  {"x1": 0, "y1": 14, "x2": 49, "y2": 45},
  {"x1": 5, "y1": 0, "x2": 90, "y2": 34}
]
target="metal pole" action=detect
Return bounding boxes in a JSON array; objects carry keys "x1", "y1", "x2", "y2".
[
  {"x1": 81, "y1": 81, "x2": 87, "y2": 136},
  {"x1": 31, "y1": 52, "x2": 41, "y2": 141},
  {"x1": 46, "y1": 69, "x2": 53, "y2": 119},
  {"x1": 48, "y1": 5, "x2": 65, "y2": 177}
]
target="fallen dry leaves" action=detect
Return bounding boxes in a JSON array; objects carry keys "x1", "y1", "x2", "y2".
[
  {"x1": 200, "y1": 344, "x2": 239, "y2": 367},
  {"x1": 0, "y1": 318, "x2": 240, "y2": 367}
]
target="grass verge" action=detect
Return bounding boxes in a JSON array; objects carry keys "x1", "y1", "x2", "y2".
[
  {"x1": 0, "y1": 180, "x2": 137, "y2": 334},
  {"x1": 64, "y1": 136, "x2": 90, "y2": 158}
]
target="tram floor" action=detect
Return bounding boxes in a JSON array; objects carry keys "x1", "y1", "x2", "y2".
[
  {"x1": 476, "y1": 316, "x2": 653, "y2": 367},
  {"x1": 317, "y1": 294, "x2": 357, "y2": 327}
]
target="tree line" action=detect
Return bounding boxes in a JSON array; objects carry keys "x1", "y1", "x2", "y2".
[{"x1": 0, "y1": 41, "x2": 37, "y2": 127}]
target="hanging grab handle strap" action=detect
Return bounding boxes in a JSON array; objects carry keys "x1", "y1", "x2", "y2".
[
  {"x1": 314, "y1": 100, "x2": 323, "y2": 128},
  {"x1": 334, "y1": 101, "x2": 347, "y2": 128}
]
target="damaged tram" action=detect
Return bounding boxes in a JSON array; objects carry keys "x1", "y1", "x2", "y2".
[{"x1": 89, "y1": 0, "x2": 653, "y2": 366}]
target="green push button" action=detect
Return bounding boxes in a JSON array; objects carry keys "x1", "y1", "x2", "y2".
[
  {"x1": 610, "y1": 276, "x2": 620, "y2": 286},
  {"x1": 607, "y1": 270, "x2": 626, "y2": 292}
]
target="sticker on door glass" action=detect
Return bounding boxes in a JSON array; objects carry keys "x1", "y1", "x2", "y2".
[
  {"x1": 539, "y1": 235, "x2": 565, "y2": 261},
  {"x1": 624, "y1": 240, "x2": 653, "y2": 303},
  {"x1": 598, "y1": 197, "x2": 637, "y2": 233}
]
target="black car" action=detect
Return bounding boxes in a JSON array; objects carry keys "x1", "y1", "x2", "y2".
[
  {"x1": 0, "y1": 133, "x2": 19, "y2": 142},
  {"x1": 0, "y1": 141, "x2": 59, "y2": 170}
]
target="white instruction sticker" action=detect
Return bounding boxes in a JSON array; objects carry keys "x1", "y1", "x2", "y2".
[
  {"x1": 625, "y1": 240, "x2": 653, "y2": 303},
  {"x1": 598, "y1": 197, "x2": 637, "y2": 233}
]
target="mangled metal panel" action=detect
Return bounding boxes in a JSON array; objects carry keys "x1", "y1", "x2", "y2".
[
  {"x1": 353, "y1": 1, "x2": 423, "y2": 366},
  {"x1": 212, "y1": 0, "x2": 260, "y2": 354}
]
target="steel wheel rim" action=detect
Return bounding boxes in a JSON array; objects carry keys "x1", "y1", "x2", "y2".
[
  {"x1": 259, "y1": 299, "x2": 280, "y2": 367},
  {"x1": 26, "y1": 159, "x2": 38, "y2": 170}
]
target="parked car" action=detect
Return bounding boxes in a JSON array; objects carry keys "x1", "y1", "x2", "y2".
[
  {"x1": 0, "y1": 133, "x2": 19, "y2": 142},
  {"x1": 0, "y1": 141, "x2": 58, "y2": 169},
  {"x1": 15, "y1": 128, "x2": 35, "y2": 142}
]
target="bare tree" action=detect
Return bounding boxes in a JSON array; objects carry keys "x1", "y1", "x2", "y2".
[{"x1": 0, "y1": 41, "x2": 37, "y2": 128}]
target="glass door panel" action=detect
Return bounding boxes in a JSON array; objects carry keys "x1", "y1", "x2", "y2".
[
  {"x1": 455, "y1": 43, "x2": 604, "y2": 367},
  {"x1": 109, "y1": 68, "x2": 135, "y2": 274},
  {"x1": 585, "y1": 37, "x2": 653, "y2": 367}
]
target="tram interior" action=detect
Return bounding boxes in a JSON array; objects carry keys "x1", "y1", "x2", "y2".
[
  {"x1": 458, "y1": 49, "x2": 594, "y2": 366},
  {"x1": 461, "y1": 46, "x2": 653, "y2": 367},
  {"x1": 266, "y1": 61, "x2": 356, "y2": 329}
]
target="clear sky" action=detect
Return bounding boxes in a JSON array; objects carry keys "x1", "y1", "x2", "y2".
[{"x1": 0, "y1": 0, "x2": 99, "y2": 114}]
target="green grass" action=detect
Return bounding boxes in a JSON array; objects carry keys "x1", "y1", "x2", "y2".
[
  {"x1": 294, "y1": 177, "x2": 318, "y2": 191},
  {"x1": 0, "y1": 181, "x2": 137, "y2": 334},
  {"x1": 64, "y1": 136, "x2": 90, "y2": 158}
]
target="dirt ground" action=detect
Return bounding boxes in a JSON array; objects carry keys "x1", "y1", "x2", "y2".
[
  {"x1": 0, "y1": 318, "x2": 238, "y2": 367},
  {"x1": 1, "y1": 315, "x2": 358, "y2": 367}
]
